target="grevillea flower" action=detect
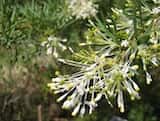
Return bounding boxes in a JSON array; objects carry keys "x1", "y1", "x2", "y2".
[
  {"x1": 48, "y1": 56, "x2": 106, "y2": 115},
  {"x1": 48, "y1": 54, "x2": 140, "y2": 114}
]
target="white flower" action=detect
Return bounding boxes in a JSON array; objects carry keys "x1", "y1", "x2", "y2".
[
  {"x1": 121, "y1": 40, "x2": 129, "y2": 47},
  {"x1": 49, "y1": 56, "x2": 140, "y2": 115},
  {"x1": 48, "y1": 56, "x2": 106, "y2": 115}
]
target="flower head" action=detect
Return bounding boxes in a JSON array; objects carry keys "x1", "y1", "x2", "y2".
[
  {"x1": 41, "y1": 36, "x2": 67, "y2": 58},
  {"x1": 68, "y1": 0, "x2": 98, "y2": 19}
]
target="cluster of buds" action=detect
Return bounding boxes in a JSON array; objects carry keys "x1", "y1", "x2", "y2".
[{"x1": 68, "y1": 0, "x2": 98, "y2": 19}]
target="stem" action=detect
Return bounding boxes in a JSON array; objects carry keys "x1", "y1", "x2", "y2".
[{"x1": 37, "y1": 105, "x2": 42, "y2": 121}]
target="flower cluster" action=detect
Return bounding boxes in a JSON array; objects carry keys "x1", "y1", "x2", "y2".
[
  {"x1": 105, "y1": 62, "x2": 140, "y2": 112},
  {"x1": 48, "y1": 56, "x2": 106, "y2": 116},
  {"x1": 68, "y1": 0, "x2": 98, "y2": 19},
  {"x1": 41, "y1": 36, "x2": 67, "y2": 58},
  {"x1": 48, "y1": 51, "x2": 141, "y2": 115}
]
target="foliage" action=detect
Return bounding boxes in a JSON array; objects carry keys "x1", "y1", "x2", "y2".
[
  {"x1": 128, "y1": 103, "x2": 157, "y2": 121},
  {"x1": 0, "y1": 0, "x2": 73, "y2": 120}
]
